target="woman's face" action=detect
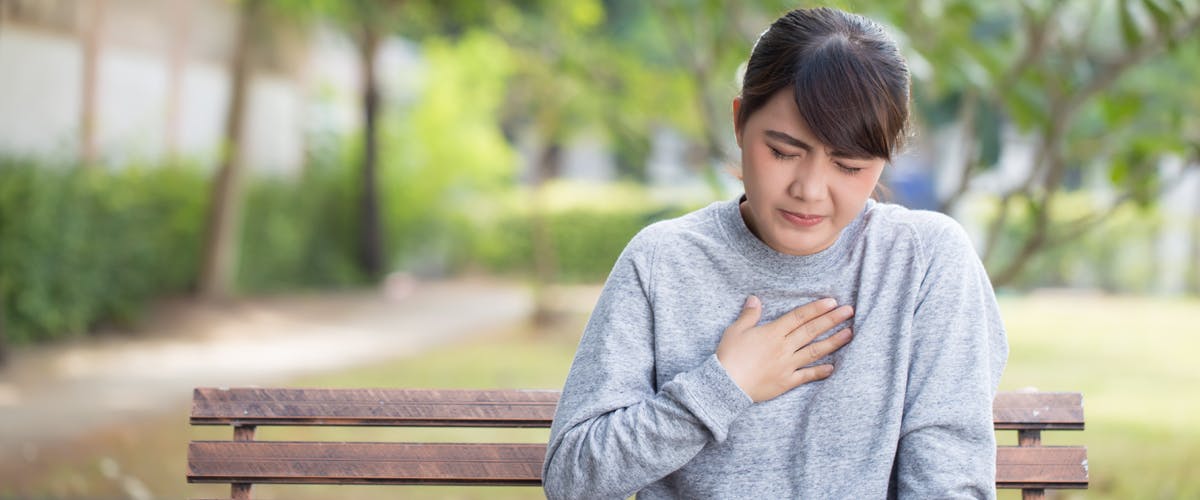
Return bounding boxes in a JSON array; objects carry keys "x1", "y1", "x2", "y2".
[{"x1": 734, "y1": 89, "x2": 886, "y2": 256}]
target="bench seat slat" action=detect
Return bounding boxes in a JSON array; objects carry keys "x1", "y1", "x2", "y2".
[
  {"x1": 188, "y1": 442, "x2": 545, "y2": 486},
  {"x1": 192, "y1": 388, "x2": 1083, "y2": 431},
  {"x1": 992, "y1": 392, "x2": 1085, "y2": 430},
  {"x1": 189, "y1": 442, "x2": 1087, "y2": 489},
  {"x1": 996, "y1": 446, "x2": 1088, "y2": 488}
]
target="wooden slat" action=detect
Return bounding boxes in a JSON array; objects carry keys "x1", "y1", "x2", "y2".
[
  {"x1": 189, "y1": 441, "x2": 1086, "y2": 489},
  {"x1": 191, "y1": 388, "x2": 559, "y2": 427},
  {"x1": 187, "y1": 442, "x2": 544, "y2": 486},
  {"x1": 194, "y1": 388, "x2": 1083, "y2": 431},
  {"x1": 993, "y1": 392, "x2": 1085, "y2": 430},
  {"x1": 996, "y1": 446, "x2": 1089, "y2": 489}
]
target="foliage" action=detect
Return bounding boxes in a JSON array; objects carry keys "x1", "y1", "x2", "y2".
[
  {"x1": 0, "y1": 157, "x2": 671, "y2": 343},
  {"x1": 866, "y1": 0, "x2": 1200, "y2": 285},
  {"x1": 0, "y1": 157, "x2": 207, "y2": 343},
  {"x1": 962, "y1": 192, "x2": 1168, "y2": 293},
  {"x1": 0, "y1": 154, "x2": 368, "y2": 343},
  {"x1": 237, "y1": 162, "x2": 365, "y2": 291},
  {"x1": 453, "y1": 182, "x2": 697, "y2": 282},
  {"x1": 377, "y1": 31, "x2": 519, "y2": 273}
]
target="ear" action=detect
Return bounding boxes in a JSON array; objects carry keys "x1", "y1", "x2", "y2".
[{"x1": 732, "y1": 97, "x2": 744, "y2": 149}]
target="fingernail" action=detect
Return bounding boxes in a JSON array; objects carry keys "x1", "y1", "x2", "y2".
[
  {"x1": 745, "y1": 295, "x2": 761, "y2": 309},
  {"x1": 821, "y1": 298, "x2": 837, "y2": 308}
]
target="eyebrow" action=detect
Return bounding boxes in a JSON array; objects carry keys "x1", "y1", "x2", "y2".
[
  {"x1": 765, "y1": 130, "x2": 813, "y2": 153},
  {"x1": 764, "y1": 129, "x2": 871, "y2": 160}
]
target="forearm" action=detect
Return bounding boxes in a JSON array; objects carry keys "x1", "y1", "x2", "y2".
[
  {"x1": 894, "y1": 393, "x2": 997, "y2": 498},
  {"x1": 543, "y1": 354, "x2": 751, "y2": 499}
]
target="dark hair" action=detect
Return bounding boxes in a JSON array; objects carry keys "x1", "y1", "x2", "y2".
[{"x1": 737, "y1": 7, "x2": 910, "y2": 162}]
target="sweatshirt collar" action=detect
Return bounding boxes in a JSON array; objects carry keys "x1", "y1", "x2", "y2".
[{"x1": 716, "y1": 194, "x2": 873, "y2": 278}]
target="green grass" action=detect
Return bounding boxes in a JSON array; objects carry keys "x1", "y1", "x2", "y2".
[{"x1": 2, "y1": 294, "x2": 1198, "y2": 498}]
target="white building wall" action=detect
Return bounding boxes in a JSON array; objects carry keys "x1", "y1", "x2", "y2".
[
  {"x1": 0, "y1": 26, "x2": 83, "y2": 157},
  {"x1": 1156, "y1": 159, "x2": 1200, "y2": 294},
  {"x1": 0, "y1": 1, "x2": 346, "y2": 175}
]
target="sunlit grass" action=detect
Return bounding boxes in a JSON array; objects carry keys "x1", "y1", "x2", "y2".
[{"x1": 3, "y1": 293, "x2": 1198, "y2": 499}]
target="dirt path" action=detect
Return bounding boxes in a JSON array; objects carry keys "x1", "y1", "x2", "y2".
[{"x1": 0, "y1": 279, "x2": 533, "y2": 462}]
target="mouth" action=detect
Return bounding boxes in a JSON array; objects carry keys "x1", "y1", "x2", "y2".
[{"x1": 779, "y1": 209, "x2": 825, "y2": 228}]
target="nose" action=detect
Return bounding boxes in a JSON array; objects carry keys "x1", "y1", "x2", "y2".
[{"x1": 787, "y1": 157, "x2": 829, "y2": 201}]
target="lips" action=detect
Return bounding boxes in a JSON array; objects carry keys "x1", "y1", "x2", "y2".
[{"x1": 779, "y1": 209, "x2": 825, "y2": 227}]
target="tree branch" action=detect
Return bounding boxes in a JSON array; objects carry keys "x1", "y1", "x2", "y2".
[
  {"x1": 995, "y1": 0, "x2": 1064, "y2": 95},
  {"x1": 981, "y1": 191, "x2": 1016, "y2": 266},
  {"x1": 1064, "y1": 12, "x2": 1200, "y2": 117},
  {"x1": 939, "y1": 88, "x2": 979, "y2": 213}
]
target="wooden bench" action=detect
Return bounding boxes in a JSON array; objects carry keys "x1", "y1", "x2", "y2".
[{"x1": 187, "y1": 388, "x2": 1087, "y2": 499}]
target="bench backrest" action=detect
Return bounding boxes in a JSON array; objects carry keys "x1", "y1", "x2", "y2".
[{"x1": 188, "y1": 388, "x2": 1087, "y2": 499}]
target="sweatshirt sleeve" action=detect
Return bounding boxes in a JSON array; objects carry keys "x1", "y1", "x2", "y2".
[
  {"x1": 542, "y1": 228, "x2": 753, "y2": 500},
  {"x1": 894, "y1": 217, "x2": 1009, "y2": 499}
]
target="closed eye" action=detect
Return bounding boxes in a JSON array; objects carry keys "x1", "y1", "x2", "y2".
[
  {"x1": 769, "y1": 146, "x2": 798, "y2": 160},
  {"x1": 836, "y1": 163, "x2": 864, "y2": 175}
]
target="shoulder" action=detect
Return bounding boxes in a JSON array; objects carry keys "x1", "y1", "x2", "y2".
[
  {"x1": 623, "y1": 201, "x2": 725, "y2": 259},
  {"x1": 865, "y1": 202, "x2": 975, "y2": 260}
]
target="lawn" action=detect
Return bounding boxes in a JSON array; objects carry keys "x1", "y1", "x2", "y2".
[{"x1": 2, "y1": 292, "x2": 1198, "y2": 498}]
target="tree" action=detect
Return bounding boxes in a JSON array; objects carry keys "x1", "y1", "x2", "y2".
[
  {"x1": 78, "y1": 0, "x2": 106, "y2": 166},
  {"x1": 309, "y1": 0, "x2": 494, "y2": 280},
  {"x1": 640, "y1": 0, "x2": 765, "y2": 197},
  {"x1": 163, "y1": 0, "x2": 193, "y2": 159},
  {"x1": 489, "y1": 1, "x2": 611, "y2": 324},
  {"x1": 354, "y1": 1, "x2": 390, "y2": 280},
  {"x1": 198, "y1": 0, "x2": 261, "y2": 299},
  {"x1": 1189, "y1": 178, "x2": 1200, "y2": 295},
  {"x1": 869, "y1": 0, "x2": 1200, "y2": 286}
]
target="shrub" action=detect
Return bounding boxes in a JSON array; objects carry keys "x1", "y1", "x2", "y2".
[{"x1": 0, "y1": 158, "x2": 206, "y2": 343}]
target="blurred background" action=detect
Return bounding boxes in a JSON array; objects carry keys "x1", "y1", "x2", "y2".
[{"x1": 0, "y1": 0, "x2": 1197, "y2": 498}]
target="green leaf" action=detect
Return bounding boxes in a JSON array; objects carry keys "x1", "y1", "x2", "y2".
[
  {"x1": 1120, "y1": 0, "x2": 1144, "y2": 48},
  {"x1": 1142, "y1": 0, "x2": 1172, "y2": 32},
  {"x1": 975, "y1": 101, "x2": 1004, "y2": 168},
  {"x1": 1101, "y1": 93, "x2": 1142, "y2": 125},
  {"x1": 1003, "y1": 84, "x2": 1048, "y2": 130},
  {"x1": 1109, "y1": 156, "x2": 1129, "y2": 185}
]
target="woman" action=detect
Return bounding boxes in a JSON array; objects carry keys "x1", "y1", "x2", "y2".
[{"x1": 543, "y1": 7, "x2": 1007, "y2": 499}]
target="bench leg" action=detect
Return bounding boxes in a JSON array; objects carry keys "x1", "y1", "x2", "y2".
[
  {"x1": 232, "y1": 483, "x2": 252, "y2": 500},
  {"x1": 1018, "y1": 430, "x2": 1045, "y2": 500},
  {"x1": 231, "y1": 424, "x2": 257, "y2": 499}
]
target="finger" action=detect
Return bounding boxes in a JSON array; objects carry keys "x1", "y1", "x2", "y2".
[
  {"x1": 766, "y1": 297, "x2": 837, "y2": 335},
  {"x1": 794, "y1": 328, "x2": 853, "y2": 365},
  {"x1": 728, "y1": 295, "x2": 763, "y2": 333},
  {"x1": 786, "y1": 305, "x2": 853, "y2": 349},
  {"x1": 787, "y1": 364, "x2": 835, "y2": 389}
]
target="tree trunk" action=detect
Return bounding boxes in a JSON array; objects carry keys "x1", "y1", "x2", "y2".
[
  {"x1": 198, "y1": 0, "x2": 257, "y2": 299},
  {"x1": 164, "y1": 0, "x2": 192, "y2": 160},
  {"x1": 530, "y1": 143, "x2": 561, "y2": 327},
  {"x1": 0, "y1": 282, "x2": 7, "y2": 367},
  {"x1": 1189, "y1": 176, "x2": 1200, "y2": 295},
  {"x1": 357, "y1": 24, "x2": 385, "y2": 280},
  {"x1": 79, "y1": 0, "x2": 106, "y2": 165}
]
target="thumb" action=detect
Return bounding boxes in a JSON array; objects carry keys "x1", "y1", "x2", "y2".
[{"x1": 730, "y1": 295, "x2": 763, "y2": 332}]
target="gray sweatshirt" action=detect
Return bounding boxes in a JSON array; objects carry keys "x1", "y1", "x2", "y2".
[{"x1": 543, "y1": 196, "x2": 1008, "y2": 499}]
